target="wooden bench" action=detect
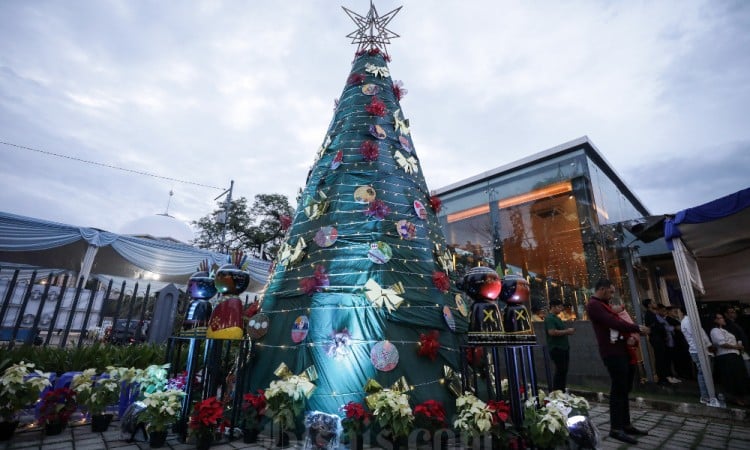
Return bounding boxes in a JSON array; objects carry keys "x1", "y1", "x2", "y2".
[{"x1": 0, "y1": 327, "x2": 42, "y2": 345}]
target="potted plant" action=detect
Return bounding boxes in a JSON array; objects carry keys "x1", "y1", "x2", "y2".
[
  {"x1": 240, "y1": 389, "x2": 266, "y2": 443},
  {"x1": 340, "y1": 401, "x2": 371, "y2": 449},
  {"x1": 0, "y1": 361, "x2": 51, "y2": 440},
  {"x1": 266, "y1": 376, "x2": 309, "y2": 447},
  {"x1": 522, "y1": 395, "x2": 569, "y2": 450},
  {"x1": 413, "y1": 399, "x2": 448, "y2": 447},
  {"x1": 365, "y1": 388, "x2": 413, "y2": 449},
  {"x1": 454, "y1": 393, "x2": 493, "y2": 448},
  {"x1": 188, "y1": 396, "x2": 224, "y2": 450},
  {"x1": 38, "y1": 387, "x2": 77, "y2": 435},
  {"x1": 72, "y1": 368, "x2": 121, "y2": 432},
  {"x1": 141, "y1": 389, "x2": 185, "y2": 448}
]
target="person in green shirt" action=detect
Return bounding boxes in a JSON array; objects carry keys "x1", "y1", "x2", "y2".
[{"x1": 545, "y1": 299, "x2": 576, "y2": 391}]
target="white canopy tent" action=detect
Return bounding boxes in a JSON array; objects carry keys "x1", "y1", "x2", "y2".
[
  {"x1": 665, "y1": 187, "x2": 750, "y2": 405},
  {"x1": 0, "y1": 211, "x2": 272, "y2": 288}
]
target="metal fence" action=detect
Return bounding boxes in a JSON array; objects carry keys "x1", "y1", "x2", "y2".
[{"x1": 0, "y1": 266, "x2": 166, "y2": 349}]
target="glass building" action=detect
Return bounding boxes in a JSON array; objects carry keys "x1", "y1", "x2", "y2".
[{"x1": 433, "y1": 136, "x2": 650, "y2": 320}]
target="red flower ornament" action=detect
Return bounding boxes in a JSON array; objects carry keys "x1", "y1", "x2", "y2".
[
  {"x1": 359, "y1": 140, "x2": 379, "y2": 161},
  {"x1": 348, "y1": 72, "x2": 366, "y2": 85},
  {"x1": 365, "y1": 96, "x2": 387, "y2": 117},
  {"x1": 429, "y1": 196, "x2": 443, "y2": 213},
  {"x1": 432, "y1": 271, "x2": 450, "y2": 293},
  {"x1": 417, "y1": 330, "x2": 441, "y2": 360}
]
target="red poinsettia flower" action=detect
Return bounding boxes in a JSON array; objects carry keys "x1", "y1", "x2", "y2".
[
  {"x1": 189, "y1": 396, "x2": 224, "y2": 434},
  {"x1": 413, "y1": 400, "x2": 447, "y2": 429},
  {"x1": 242, "y1": 390, "x2": 266, "y2": 428},
  {"x1": 417, "y1": 330, "x2": 441, "y2": 360},
  {"x1": 487, "y1": 399, "x2": 511, "y2": 425},
  {"x1": 348, "y1": 72, "x2": 365, "y2": 85},
  {"x1": 432, "y1": 271, "x2": 450, "y2": 293},
  {"x1": 359, "y1": 140, "x2": 379, "y2": 161},
  {"x1": 365, "y1": 96, "x2": 387, "y2": 116},
  {"x1": 341, "y1": 401, "x2": 371, "y2": 435},
  {"x1": 429, "y1": 196, "x2": 442, "y2": 213}
]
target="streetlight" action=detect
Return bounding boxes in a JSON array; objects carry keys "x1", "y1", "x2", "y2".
[{"x1": 214, "y1": 180, "x2": 234, "y2": 253}]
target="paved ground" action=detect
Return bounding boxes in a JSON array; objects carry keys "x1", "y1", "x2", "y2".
[{"x1": 2, "y1": 401, "x2": 750, "y2": 449}]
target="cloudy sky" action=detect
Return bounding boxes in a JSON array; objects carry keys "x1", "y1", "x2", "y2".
[{"x1": 1, "y1": 0, "x2": 748, "y2": 236}]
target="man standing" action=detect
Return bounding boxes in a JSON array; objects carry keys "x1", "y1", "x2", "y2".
[
  {"x1": 586, "y1": 279, "x2": 650, "y2": 445},
  {"x1": 680, "y1": 311, "x2": 716, "y2": 405},
  {"x1": 545, "y1": 299, "x2": 575, "y2": 391}
]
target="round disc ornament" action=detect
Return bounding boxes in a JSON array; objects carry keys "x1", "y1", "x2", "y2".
[
  {"x1": 395, "y1": 220, "x2": 416, "y2": 240},
  {"x1": 367, "y1": 241, "x2": 393, "y2": 264},
  {"x1": 291, "y1": 315, "x2": 309, "y2": 343},
  {"x1": 399, "y1": 136, "x2": 412, "y2": 153},
  {"x1": 443, "y1": 305, "x2": 456, "y2": 331},
  {"x1": 362, "y1": 83, "x2": 381, "y2": 95},
  {"x1": 455, "y1": 293, "x2": 469, "y2": 317},
  {"x1": 314, "y1": 226, "x2": 338, "y2": 247},
  {"x1": 413, "y1": 200, "x2": 428, "y2": 220},
  {"x1": 371, "y1": 340, "x2": 399, "y2": 372},
  {"x1": 369, "y1": 124, "x2": 387, "y2": 140},
  {"x1": 247, "y1": 313, "x2": 270, "y2": 340},
  {"x1": 354, "y1": 186, "x2": 377, "y2": 203},
  {"x1": 331, "y1": 150, "x2": 343, "y2": 170}
]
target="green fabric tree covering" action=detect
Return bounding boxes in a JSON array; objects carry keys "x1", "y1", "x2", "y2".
[{"x1": 248, "y1": 50, "x2": 468, "y2": 418}]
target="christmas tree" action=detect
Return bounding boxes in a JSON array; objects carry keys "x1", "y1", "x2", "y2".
[{"x1": 247, "y1": 2, "x2": 468, "y2": 418}]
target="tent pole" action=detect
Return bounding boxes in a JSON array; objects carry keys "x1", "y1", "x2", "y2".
[
  {"x1": 671, "y1": 238, "x2": 717, "y2": 402},
  {"x1": 79, "y1": 244, "x2": 99, "y2": 287}
]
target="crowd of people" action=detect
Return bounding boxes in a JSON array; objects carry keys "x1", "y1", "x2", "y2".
[{"x1": 538, "y1": 279, "x2": 750, "y2": 445}]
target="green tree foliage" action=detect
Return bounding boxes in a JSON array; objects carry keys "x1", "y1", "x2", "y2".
[{"x1": 192, "y1": 194, "x2": 294, "y2": 259}]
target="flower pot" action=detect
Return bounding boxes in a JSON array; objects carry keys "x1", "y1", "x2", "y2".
[
  {"x1": 351, "y1": 434, "x2": 364, "y2": 450},
  {"x1": 0, "y1": 421, "x2": 19, "y2": 441},
  {"x1": 276, "y1": 430, "x2": 290, "y2": 448},
  {"x1": 44, "y1": 421, "x2": 66, "y2": 436},
  {"x1": 149, "y1": 429, "x2": 168, "y2": 448},
  {"x1": 91, "y1": 413, "x2": 114, "y2": 432},
  {"x1": 243, "y1": 428, "x2": 260, "y2": 443},
  {"x1": 196, "y1": 435, "x2": 212, "y2": 450}
]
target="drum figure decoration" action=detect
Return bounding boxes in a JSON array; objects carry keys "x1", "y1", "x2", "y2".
[
  {"x1": 499, "y1": 274, "x2": 536, "y2": 344},
  {"x1": 459, "y1": 266, "x2": 505, "y2": 345},
  {"x1": 184, "y1": 260, "x2": 216, "y2": 330},
  {"x1": 207, "y1": 251, "x2": 251, "y2": 340}
]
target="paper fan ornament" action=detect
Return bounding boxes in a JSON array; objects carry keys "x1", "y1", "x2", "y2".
[{"x1": 371, "y1": 341, "x2": 399, "y2": 371}]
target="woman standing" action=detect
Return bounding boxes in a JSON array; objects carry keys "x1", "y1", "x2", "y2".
[{"x1": 710, "y1": 313, "x2": 749, "y2": 406}]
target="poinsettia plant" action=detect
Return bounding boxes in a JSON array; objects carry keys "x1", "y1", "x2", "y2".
[
  {"x1": 0, "y1": 361, "x2": 51, "y2": 422},
  {"x1": 340, "y1": 401, "x2": 371, "y2": 436},
  {"x1": 366, "y1": 389, "x2": 413, "y2": 439},
  {"x1": 189, "y1": 396, "x2": 225, "y2": 441},
  {"x1": 71, "y1": 368, "x2": 121, "y2": 416},
  {"x1": 454, "y1": 393, "x2": 493, "y2": 435},
  {"x1": 522, "y1": 394, "x2": 569, "y2": 449},
  {"x1": 241, "y1": 389, "x2": 267, "y2": 431},
  {"x1": 141, "y1": 389, "x2": 185, "y2": 432},
  {"x1": 38, "y1": 387, "x2": 77, "y2": 426},
  {"x1": 413, "y1": 400, "x2": 447, "y2": 431}
]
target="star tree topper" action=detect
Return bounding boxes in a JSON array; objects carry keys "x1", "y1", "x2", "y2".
[{"x1": 343, "y1": 0, "x2": 402, "y2": 58}]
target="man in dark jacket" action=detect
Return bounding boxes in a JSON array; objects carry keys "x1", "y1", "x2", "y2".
[{"x1": 587, "y1": 279, "x2": 650, "y2": 445}]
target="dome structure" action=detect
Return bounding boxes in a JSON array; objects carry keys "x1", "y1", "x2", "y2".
[{"x1": 120, "y1": 213, "x2": 195, "y2": 244}]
